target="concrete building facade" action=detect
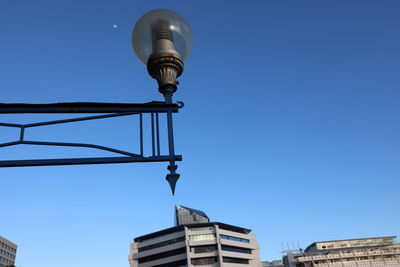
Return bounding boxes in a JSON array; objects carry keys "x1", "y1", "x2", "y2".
[
  {"x1": 0, "y1": 236, "x2": 17, "y2": 267},
  {"x1": 129, "y1": 206, "x2": 262, "y2": 267},
  {"x1": 283, "y1": 236, "x2": 400, "y2": 267}
]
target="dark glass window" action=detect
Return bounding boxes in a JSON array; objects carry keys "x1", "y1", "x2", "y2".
[
  {"x1": 223, "y1": 257, "x2": 249, "y2": 264},
  {"x1": 221, "y1": 245, "x2": 251, "y2": 254},
  {"x1": 189, "y1": 226, "x2": 213, "y2": 231},
  {"x1": 220, "y1": 234, "x2": 250, "y2": 243},
  {"x1": 191, "y1": 257, "x2": 218, "y2": 265},
  {"x1": 219, "y1": 224, "x2": 248, "y2": 234},
  {"x1": 152, "y1": 259, "x2": 187, "y2": 267},
  {"x1": 138, "y1": 247, "x2": 186, "y2": 263},
  {"x1": 137, "y1": 228, "x2": 184, "y2": 242},
  {"x1": 191, "y1": 245, "x2": 217, "y2": 253},
  {"x1": 138, "y1": 236, "x2": 185, "y2": 252},
  {"x1": 175, "y1": 205, "x2": 210, "y2": 226}
]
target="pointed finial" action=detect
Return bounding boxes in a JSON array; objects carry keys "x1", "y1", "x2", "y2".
[{"x1": 166, "y1": 173, "x2": 180, "y2": 195}]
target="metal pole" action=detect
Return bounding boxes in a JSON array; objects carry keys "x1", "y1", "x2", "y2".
[
  {"x1": 156, "y1": 113, "x2": 160, "y2": 156},
  {"x1": 151, "y1": 113, "x2": 155, "y2": 156},
  {"x1": 163, "y1": 86, "x2": 180, "y2": 195},
  {"x1": 164, "y1": 91, "x2": 175, "y2": 157}
]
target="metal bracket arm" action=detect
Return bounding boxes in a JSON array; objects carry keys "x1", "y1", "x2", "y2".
[
  {"x1": 0, "y1": 155, "x2": 182, "y2": 167},
  {"x1": 0, "y1": 101, "x2": 184, "y2": 194},
  {"x1": 0, "y1": 101, "x2": 181, "y2": 113}
]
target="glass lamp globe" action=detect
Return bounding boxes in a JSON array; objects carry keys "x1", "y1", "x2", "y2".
[{"x1": 132, "y1": 9, "x2": 193, "y2": 64}]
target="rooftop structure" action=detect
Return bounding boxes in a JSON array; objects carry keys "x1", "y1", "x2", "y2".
[{"x1": 175, "y1": 205, "x2": 210, "y2": 226}]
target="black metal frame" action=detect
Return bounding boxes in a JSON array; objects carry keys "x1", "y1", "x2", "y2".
[{"x1": 0, "y1": 101, "x2": 183, "y2": 193}]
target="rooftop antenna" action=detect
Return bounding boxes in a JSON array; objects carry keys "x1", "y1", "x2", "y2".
[{"x1": 281, "y1": 242, "x2": 286, "y2": 255}]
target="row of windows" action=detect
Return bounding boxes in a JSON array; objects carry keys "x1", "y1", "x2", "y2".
[
  {"x1": 0, "y1": 243, "x2": 15, "y2": 254},
  {"x1": 141, "y1": 244, "x2": 251, "y2": 254},
  {"x1": 223, "y1": 256, "x2": 249, "y2": 264},
  {"x1": 189, "y1": 234, "x2": 215, "y2": 242},
  {"x1": 0, "y1": 250, "x2": 15, "y2": 259},
  {"x1": 191, "y1": 245, "x2": 217, "y2": 254},
  {"x1": 138, "y1": 247, "x2": 186, "y2": 263},
  {"x1": 336, "y1": 248, "x2": 400, "y2": 254},
  {"x1": 0, "y1": 256, "x2": 14, "y2": 265},
  {"x1": 189, "y1": 233, "x2": 250, "y2": 243},
  {"x1": 188, "y1": 226, "x2": 213, "y2": 232},
  {"x1": 190, "y1": 244, "x2": 252, "y2": 255},
  {"x1": 191, "y1": 256, "x2": 249, "y2": 265},
  {"x1": 220, "y1": 234, "x2": 250, "y2": 243},
  {"x1": 221, "y1": 245, "x2": 252, "y2": 254},
  {"x1": 187, "y1": 223, "x2": 248, "y2": 235},
  {"x1": 313, "y1": 255, "x2": 400, "y2": 264},
  {"x1": 137, "y1": 229, "x2": 183, "y2": 243},
  {"x1": 152, "y1": 259, "x2": 187, "y2": 267},
  {"x1": 137, "y1": 246, "x2": 250, "y2": 265},
  {"x1": 141, "y1": 231, "x2": 252, "y2": 254},
  {"x1": 139, "y1": 232, "x2": 251, "y2": 255},
  {"x1": 219, "y1": 224, "x2": 248, "y2": 234},
  {"x1": 319, "y1": 238, "x2": 394, "y2": 250},
  {"x1": 191, "y1": 256, "x2": 218, "y2": 266},
  {"x1": 138, "y1": 236, "x2": 185, "y2": 252}
]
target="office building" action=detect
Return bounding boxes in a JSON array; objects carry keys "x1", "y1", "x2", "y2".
[
  {"x1": 129, "y1": 206, "x2": 262, "y2": 267},
  {"x1": 0, "y1": 236, "x2": 17, "y2": 267},
  {"x1": 283, "y1": 236, "x2": 400, "y2": 267}
]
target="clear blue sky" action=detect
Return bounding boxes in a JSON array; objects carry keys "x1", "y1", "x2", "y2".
[{"x1": 1, "y1": 1, "x2": 399, "y2": 266}]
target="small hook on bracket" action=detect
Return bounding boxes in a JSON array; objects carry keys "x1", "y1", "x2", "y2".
[{"x1": 177, "y1": 101, "x2": 185, "y2": 108}]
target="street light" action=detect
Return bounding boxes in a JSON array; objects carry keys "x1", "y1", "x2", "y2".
[
  {"x1": 0, "y1": 9, "x2": 192, "y2": 195},
  {"x1": 132, "y1": 9, "x2": 192, "y2": 97},
  {"x1": 132, "y1": 9, "x2": 192, "y2": 194}
]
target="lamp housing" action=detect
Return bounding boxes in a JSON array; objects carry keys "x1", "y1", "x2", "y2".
[{"x1": 132, "y1": 9, "x2": 192, "y2": 92}]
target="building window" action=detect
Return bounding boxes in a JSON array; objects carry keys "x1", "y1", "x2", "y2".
[
  {"x1": 189, "y1": 226, "x2": 213, "y2": 231},
  {"x1": 152, "y1": 259, "x2": 187, "y2": 267},
  {"x1": 223, "y1": 257, "x2": 249, "y2": 264},
  {"x1": 220, "y1": 234, "x2": 250, "y2": 243},
  {"x1": 221, "y1": 245, "x2": 251, "y2": 254},
  {"x1": 138, "y1": 247, "x2": 186, "y2": 263},
  {"x1": 136, "y1": 229, "x2": 184, "y2": 242},
  {"x1": 189, "y1": 234, "x2": 216, "y2": 242},
  {"x1": 138, "y1": 236, "x2": 185, "y2": 252},
  {"x1": 191, "y1": 245, "x2": 217, "y2": 253},
  {"x1": 191, "y1": 257, "x2": 218, "y2": 265},
  {"x1": 219, "y1": 225, "x2": 248, "y2": 234}
]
